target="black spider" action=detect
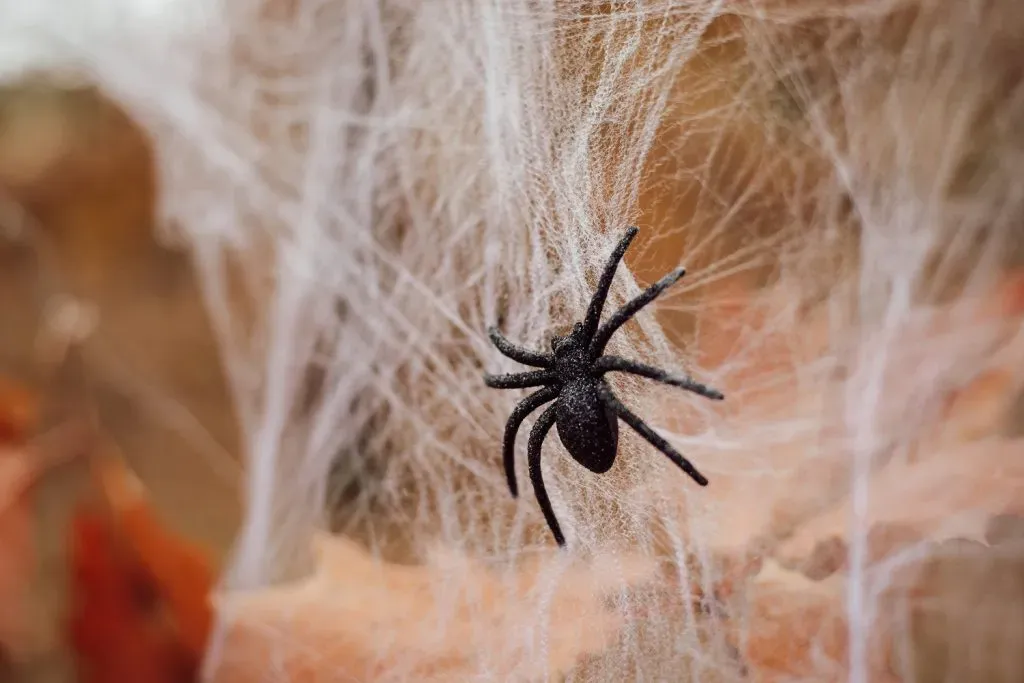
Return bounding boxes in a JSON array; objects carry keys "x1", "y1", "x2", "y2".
[{"x1": 484, "y1": 226, "x2": 724, "y2": 547}]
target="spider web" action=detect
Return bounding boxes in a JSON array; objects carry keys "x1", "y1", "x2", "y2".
[{"x1": 4, "y1": 0, "x2": 1024, "y2": 681}]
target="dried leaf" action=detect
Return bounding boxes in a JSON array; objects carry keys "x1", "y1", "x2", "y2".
[
  {"x1": 0, "y1": 378, "x2": 66, "y2": 662},
  {"x1": 897, "y1": 537, "x2": 1024, "y2": 683},
  {"x1": 68, "y1": 511, "x2": 197, "y2": 683},
  {"x1": 0, "y1": 448, "x2": 42, "y2": 662},
  {"x1": 774, "y1": 272, "x2": 1024, "y2": 571},
  {"x1": 682, "y1": 272, "x2": 1024, "y2": 564},
  {"x1": 91, "y1": 455, "x2": 214, "y2": 655},
  {"x1": 67, "y1": 456, "x2": 215, "y2": 683},
  {"x1": 675, "y1": 273, "x2": 1024, "y2": 681},
  {"x1": 208, "y1": 534, "x2": 656, "y2": 682},
  {"x1": 740, "y1": 560, "x2": 900, "y2": 683},
  {"x1": 0, "y1": 376, "x2": 40, "y2": 446},
  {"x1": 776, "y1": 438, "x2": 1024, "y2": 570}
]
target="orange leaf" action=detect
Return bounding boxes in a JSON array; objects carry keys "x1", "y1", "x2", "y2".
[
  {"x1": 68, "y1": 511, "x2": 190, "y2": 683},
  {"x1": 0, "y1": 452, "x2": 40, "y2": 662},
  {"x1": 741, "y1": 561, "x2": 901, "y2": 683},
  {"x1": 0, "y1": 379, "x2": 64, "y2": 662},
  {"x1": 67, "y1": 456, "x2": 216, "y2": 683},
  {"x1": 209, "y1": 534, "x2": 657, "y2": 682},
  {"x1": 91, "y1": 456, "x2": 215, "y2": 655},
  {"x1": 0, "y1": 378, "x2": 39, "y2": 446}
]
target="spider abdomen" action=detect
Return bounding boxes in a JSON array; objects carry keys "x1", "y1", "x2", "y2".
[{"x1": 555, "y1": 378, "x2": 619, "y2": 473}]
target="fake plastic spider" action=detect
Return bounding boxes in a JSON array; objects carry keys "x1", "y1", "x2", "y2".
[{"x1": 484, "y1": 226, "x2": 724, "y2": 547}]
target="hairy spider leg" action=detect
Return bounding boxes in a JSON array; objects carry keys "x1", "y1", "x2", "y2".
[
  {"x1": 483, "y1": 369, "x2": 556, "y2": 389},
  {"x1": 578, "y1": 227, "x2": 639, "y2": 343},
  {"x1": 589, "y1": 268, "x2": 686, "y2": 358},
  {"x1": 598, "y1": 384, "x2": 709, "y2": 486},
  {"x1": 527, "y1": 402, "x2": 566, "y2": 546},
  {"x1": 487, "y1": 326, "x2": 552, "y2": 367},
  {"x1": 594, "y1": 355, "x2": 724, "y2": 401},
  {"x1": 502, "y1": 386, "x2": 559, "y2": 497}
]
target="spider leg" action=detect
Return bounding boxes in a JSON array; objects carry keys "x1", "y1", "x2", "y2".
[
  {"x1": 527, "y1": 402, "x2": 565, "y2": 547},
  {"x1": 484, "y1": 370, "x2": 556, "y2": 389},
  {"x1": 598, "y1": 383, "x2": 709, "y2": 486},
  {"x1": 502, "y1": 385, "x2": 559, "y2": 498},
  {"x1": 579, "y1": 227, "x2": 639, "y2": 343},
  {"x1": 589, "y1": 268, "x2": 686, "y2": 358},
  {"x1": 594, "y1": 355, "x2": 724, "y2": 400},
  {"x1": 488, "y1": 326, "x2": 552, "y2": 368}
]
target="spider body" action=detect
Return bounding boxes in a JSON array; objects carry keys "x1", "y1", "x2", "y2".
[
  {"x1": 557, "y1": 378, "x2": 619, "y2": 473},
  {"x1": 549, "y1": 330, "x2": 620, "y2": 473},
  {"x1": 484, "y1": 226, "x2": 725, "y2": 547}
]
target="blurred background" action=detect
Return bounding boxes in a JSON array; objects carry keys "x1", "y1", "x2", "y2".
[{"x1": 0, "y1": 78, "x2": 239, "y2": 681}]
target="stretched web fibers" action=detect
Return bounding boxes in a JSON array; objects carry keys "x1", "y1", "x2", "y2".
[{"x1": 4, "y1": 0, "x2": 1024, "y2": 681}]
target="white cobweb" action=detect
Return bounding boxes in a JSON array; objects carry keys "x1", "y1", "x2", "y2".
[{"x1": 4, "y1": 0, "x2": 1024, "y2": 681}]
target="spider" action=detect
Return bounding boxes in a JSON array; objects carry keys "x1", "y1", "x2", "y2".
[{"x1": 484, "y1": 226, "x2": 724, "y2": 547}]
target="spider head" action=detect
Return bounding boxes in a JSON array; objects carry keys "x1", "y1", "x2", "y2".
[{"x1": 551, "y1": 322, "x2": 585, "y2": 357}]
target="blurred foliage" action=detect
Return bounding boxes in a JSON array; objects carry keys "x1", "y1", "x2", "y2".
[{"x1": 0, "y1": 78, "x2": 238, "y2": 683}]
